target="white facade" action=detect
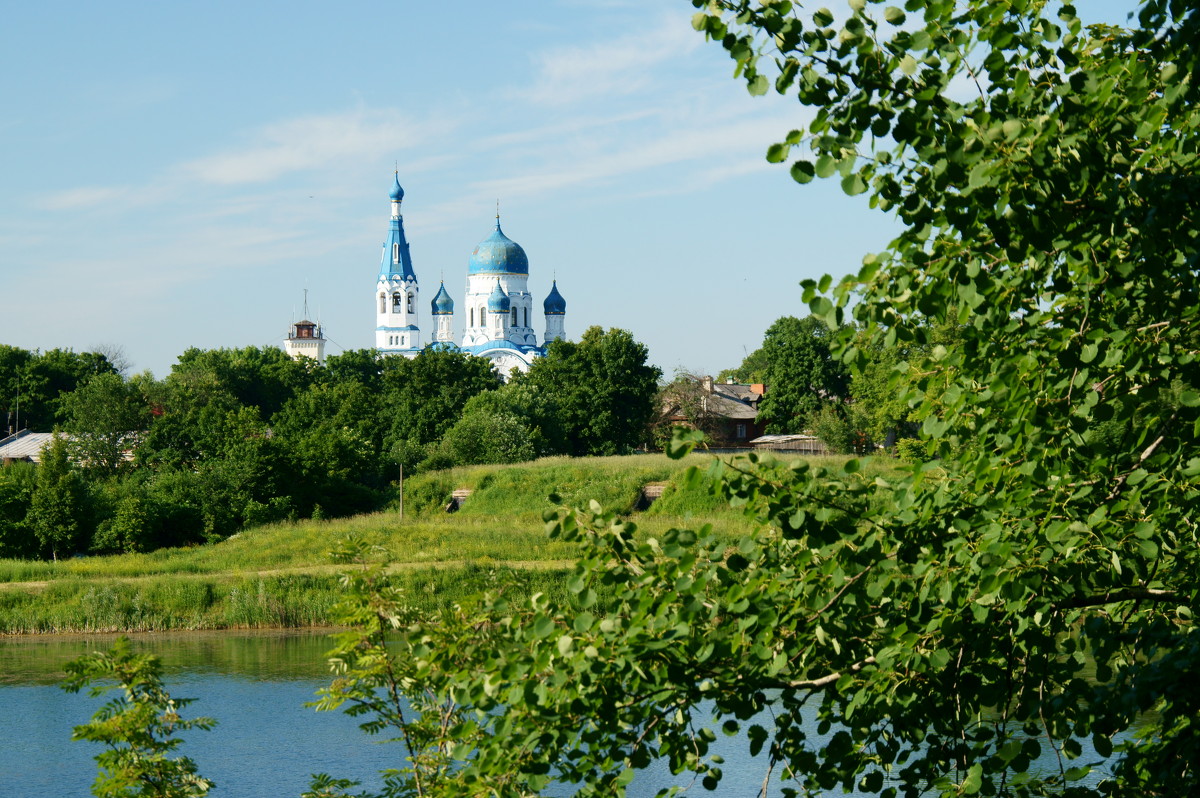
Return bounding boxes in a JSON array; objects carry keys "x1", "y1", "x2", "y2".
[
  {"x1": 371, "y1": 175, "x2": 566, "y2": 373},
  {"x1": 375, "y1": 174, "x2": 422, "y2": 358}
]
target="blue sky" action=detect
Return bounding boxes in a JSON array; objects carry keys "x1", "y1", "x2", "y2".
[{"x1": 0, "y1": 1, "x2": 1139, "y2": 379}]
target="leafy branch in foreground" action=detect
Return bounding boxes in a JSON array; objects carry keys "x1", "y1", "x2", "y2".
[
  {"x1": 61, "y1": 637, "x2": 215, "y2": 798},
  {"x1": 305, "y1": 537, "x2": 510, "y2": 798},
  {"x1": 303, "y1": 0, "x2": 1199, "y2": 794}
]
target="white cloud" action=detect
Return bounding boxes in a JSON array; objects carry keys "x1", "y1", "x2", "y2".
[
  {"x1": 519, "y1": 13, "x2": 700, "y2": 105},
  {"x1": 177, "y1": 108, "x2": 441, "y2": 185},
  {"x1": 35, "y1": 185, "x2": 135, "y2": 211}
]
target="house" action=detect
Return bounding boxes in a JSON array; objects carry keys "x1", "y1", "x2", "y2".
[
  {"x1": 660, "y1": 376, "x2": 767, "y2": 446},
  {"x1": 0, "y1": 430, "x2": 58, "y2": 465}
]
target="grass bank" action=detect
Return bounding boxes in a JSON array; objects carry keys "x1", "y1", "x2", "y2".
[{"x1": 0, "y1": 451, "x2": 895, "y2": 634}]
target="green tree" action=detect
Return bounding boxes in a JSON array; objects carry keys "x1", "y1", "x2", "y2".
[
  {"x1": 271, "y1": 381, "x2": 390, "y2": 518},
  {"x1": 28, "y1": 435, "x2": 89, "y2": 560},
  {"x1": 61, "y1": 372, "x2": 151, "y2": 473},
  {"x1": 755, "y1": 314, "x2": 848, "y2": 433},
  {"x1": 168, "y1": 346, "x2": 313, "y2": 421},
  {"x1": 380, "y1": 349, "x2": 502, "y2": 450},
  {"x1": 285, "y1": 3, "x2": 1199, "y2": 796},
  {"x1": 0, "y1": 461, "x2": 39, "y2": 558},
  {"x1": 323, "y1": 348, "x2": 386, "y2": 393},
  {"x1": 436, "y1": 404, "x2": 536, "y2": 466},
  {"x1": 717, "y1": 344, "x2": 768, "y2": 384},
  {"x1": 0, "y1": 346, "x2": 117, "y2": 432},
  {"x1": 62, "y1": 637, "x2": 215, "y2": 797},
  {"x1": 520, "y1": 326, "x2": 661, "y2": 456}
]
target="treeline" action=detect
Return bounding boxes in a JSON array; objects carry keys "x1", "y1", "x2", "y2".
[
  {"x1": 685, "y1": 313, "x2": 965, "y2": 455},
  {"x1": 0, "y1": 327, "x2": 659, "y2": 560}
]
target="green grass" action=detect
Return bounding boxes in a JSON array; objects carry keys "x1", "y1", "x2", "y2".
[{"x1": 0, "y1": 451, "x2": 897, "y2": 634}]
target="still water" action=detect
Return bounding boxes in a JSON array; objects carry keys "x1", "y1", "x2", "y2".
[
  {"x1": 0, "y1": 630, "x2": 1113, "y2": 797},
  {"x1": 0, "y1": 630, "x2": 803, "y2": 798}
]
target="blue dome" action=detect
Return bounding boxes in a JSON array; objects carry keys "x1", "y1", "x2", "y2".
[
  {"x1": 431, "y1": 281, "x2": 454, "y2": 315},
  {"x1": 469, "y1": 222, "x2": 529, "y2": 275},
  {"x1": 487, "y1": 280, "x2": 511, "y2": 313},
  {"x1": 543, "y1": 280, "x2": 566, "y2": 315},
  {"x1": 389, "y1": 174, "x2": 405, "y2": 202}
]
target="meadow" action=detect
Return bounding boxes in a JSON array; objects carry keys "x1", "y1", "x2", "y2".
[{"x1": 0, "y1": 451, "x2": 892, "y2": 635}]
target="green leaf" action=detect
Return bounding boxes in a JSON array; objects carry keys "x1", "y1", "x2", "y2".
[
  {"x1": 791, "y1": 160, "x2": 816, "y2": 183},
  {"x1": 767, "y1": 142, "x2": 790, "y2": 163},
  {"x1": 841, "y1": 173, "x2": 867, "y2": 195},
  {"x1": 962, "y1": 763, "x2": 983, "y2": 794},
  {"x1": 884, "y1": 6, "x2": 906, "y2": 24}
]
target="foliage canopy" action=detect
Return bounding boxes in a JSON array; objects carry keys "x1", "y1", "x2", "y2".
[{"x1": 278, "y1": 1, "x2": 1200, "y2": 796}]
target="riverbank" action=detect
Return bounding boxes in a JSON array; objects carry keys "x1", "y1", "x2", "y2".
[{"x1": 0, "y1": 452, "x2": 892, "y2": 634}]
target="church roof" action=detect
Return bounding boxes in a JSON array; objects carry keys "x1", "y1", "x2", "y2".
[
  {"x1": 431, "y1": 281, "x2": 454, "y2": 315},
  {"x1": 543, "y1": 280, "x2": 566, "y2": 315},
  {"x1": 469, "y1": 221, "x2": 529, "y2": 275},
  {"x1": 487, "y1": 279, "x2": 511, "y2": 312},
  {"x1": 380, "y1": 178, "x2": 417, "y2": 282}
]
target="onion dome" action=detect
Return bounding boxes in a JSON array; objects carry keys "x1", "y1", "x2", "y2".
[
  {"x1": 469, "y1": 221, "x2": 529, "y2": 275},
  {"x1": 487, "y1": 279, "x2": 511, "y2": 313},
  {"x1": 431, "y1": 281, "x2": 454, "y2": 315},
  {"x1": 389, "y1": 173, "x2": 405, "y2": 203},
  {"x1": 543, "y1": 280, "x2": 566, "y2": 315}
]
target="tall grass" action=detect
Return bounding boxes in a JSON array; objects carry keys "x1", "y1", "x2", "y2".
[
  {"x1": 0, "y1": 451, "x2": 898, "y2": 634},
  {"x1": 0, "y1": 566, "x2": 572, "y2": 635}
]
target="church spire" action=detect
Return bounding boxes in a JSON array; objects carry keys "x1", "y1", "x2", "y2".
[
  {"x1": 381, "y1": 175, "x2": 416, "y2": 281},
  {"x1": 375, "y1": 172, "x2": 421, "y2": 355}
]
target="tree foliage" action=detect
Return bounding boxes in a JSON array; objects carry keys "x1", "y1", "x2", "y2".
[
  {"x1": 253, "y1": 2, "x2": 1200, "y2": 796},
  {"x1": 380, "y1": 349, "x2": 502, "y2": 449},
  {"x1": 61, "y1": 372, "x2": 151, "y2": 473},
  {"x1": 754, "y1": 314, "x2": 848, "y2": 433},
  {"x1": 28, "y1": 435, "x2": 89, "y2": 560},
  {"x1": 520, "y1": 326, "x2": 661, "y2": 456},
  {"x1": 0, "y1": 345, "x2": 117, "y2": 432},
  {"x1": 61, "y1": 637, "x2": 215, "y2": 797}
]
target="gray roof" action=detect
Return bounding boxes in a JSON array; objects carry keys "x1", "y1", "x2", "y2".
[{"x1": 0, "y1": 431, "x2": 58, "y2": 462}]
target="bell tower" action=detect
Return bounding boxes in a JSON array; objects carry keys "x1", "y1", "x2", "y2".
[{"x1": 375, "y1": 173, "x2": 421, "y2": 356}]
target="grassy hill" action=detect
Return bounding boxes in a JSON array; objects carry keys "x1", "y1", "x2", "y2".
[{"x1": 0, "y1": 451, "x2": 888, "y2": 635}]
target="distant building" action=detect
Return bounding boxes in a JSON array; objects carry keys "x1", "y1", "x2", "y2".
[
  {"x1": 373, "y1": 173, "x2": 567, "y2": 374},
  {"x1": 661, "y1": 376, "x2": 767, "y2": 446},
  {"x1": 0, "y1": 430, "x2": 57, "y2": 465},
  {"x1": 284, "y1": 317, "x2": 326, "y2": 365}
]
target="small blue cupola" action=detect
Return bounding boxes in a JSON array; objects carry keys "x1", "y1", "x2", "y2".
[
  {"x1": 543, "y1": 280, "x2": 566, "y2": 315},
  {"x1": 487, "y1": 279, "x2": 511, "y2": 313},
  {"x1": 431, "y1": 281, "x2": 454, "y2": 315},
  {"x1": 389, "y1": 173, "x2": 405, "y2": 203}
]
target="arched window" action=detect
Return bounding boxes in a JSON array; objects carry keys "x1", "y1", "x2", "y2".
[
  {"x1": 379, "y1": 293, "x2": 386, "y2": 314},
  {"x1": 393, "y1": 243, "x2": 400, "y2": 264},
  {"x1": 470, "y1": 307, "x2": 474, "y2": 327},
  {"x1": 511, "y1": 308, "x2": 517, "y2": 327},
  {"x1": 523, "y1": 307, "x2": 528, "y2": 327},
  {"x1": 392, "y1": 293, "x2": 402, "y2": 312},
  {"x1": 407, "y1": 293, "x2": 413, "y2": 314},
  {"x1": 480, "y1": 307, "x2": 487, "y2": 326}
]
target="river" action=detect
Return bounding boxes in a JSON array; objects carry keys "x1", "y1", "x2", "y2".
[
  {"x1": 0, "y1": 630, "x2": 1116, "y2": 797},
  {"x1": 0, "y1": 629, "x2": 811, "y2": 798}
]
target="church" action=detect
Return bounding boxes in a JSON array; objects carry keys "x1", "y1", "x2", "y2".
[{"x1": 374, "y1": 173, "x2": 566, "y2": 373}]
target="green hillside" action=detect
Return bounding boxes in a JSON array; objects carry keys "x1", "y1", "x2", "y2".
[{"x1": 0, "y1": 451, "x2": 885, "y2": 634}]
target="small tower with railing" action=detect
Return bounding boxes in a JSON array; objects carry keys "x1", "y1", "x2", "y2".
[{"x1": 284, "y1": 291, "x2": 327, "y2": 364}]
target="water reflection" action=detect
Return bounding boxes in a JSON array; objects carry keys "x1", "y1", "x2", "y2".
[{"x1": 0, "y1": 630, "x2": 1117, "y2": 797}]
